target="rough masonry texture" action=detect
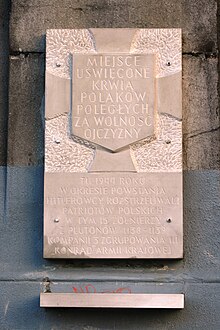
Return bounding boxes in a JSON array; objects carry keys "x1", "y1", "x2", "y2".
[{"x1": 0, "y1": 0, "x2": 219, "y2": 329}]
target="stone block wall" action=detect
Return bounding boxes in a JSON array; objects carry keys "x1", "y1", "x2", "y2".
[{"x1": 0, "y1": 1, "x2": 219, "y2": 329}]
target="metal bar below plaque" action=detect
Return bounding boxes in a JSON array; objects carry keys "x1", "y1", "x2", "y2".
[{"x1": 40, "y1": 293, "x2": 184, "y2": 309}]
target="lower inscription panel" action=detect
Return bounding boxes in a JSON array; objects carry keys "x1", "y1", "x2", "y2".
[{"x1": 44, "y1": 172, "x2": 182, "y2": 258}]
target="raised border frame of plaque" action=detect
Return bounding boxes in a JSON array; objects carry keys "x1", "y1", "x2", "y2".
[{"x1": 44, "y1": 28, "x2": 182, "y2": 259}]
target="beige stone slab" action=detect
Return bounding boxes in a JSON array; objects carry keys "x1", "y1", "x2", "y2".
[
  {"x1": 44, "y1": 29, "x2": 182, "y2": 259},
  {"x1": 44, "y1": 172, "x2": 183, "y2": 259},
  {"x1": 71, "y1": 53, "x2": 156, "y2": 151},
  {"x1": 40, "y1": 293, "x2": 184, "y2": 309},
  {"x1": 45, "y1": 73, "x2": 70, "y2": 119},
  {"x1": 89, "y1": 148, "x2": 136, "y2": 172},
  {"x1": 157, "y1": 72, "x2": 182, "y2": 119},
  {"x1": 89, "y1": 28, "x2": 138, "y2": 53}
]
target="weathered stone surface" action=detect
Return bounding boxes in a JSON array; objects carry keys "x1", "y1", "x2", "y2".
[
  {"x1": 0, "y1": 168, "x2": 6, "y2": 221},
  {"x1": 10, "y1": 0, "x2": 217, "y2": 53},
  {"x1": 183, "y1": 56, "x2": 219, "y2": 137},
  {"x1": 0, "y1": 1, "x2": 10, "y2": 165},
  {"x1": 0, "y1": 1, "x2": 9, "y2": 231},
  {"x1": 8, "y1": 54, "x2": 45, "y2": 166},
  {"x1": 184, "y1": 130, "x2": 220, "y2": 170},
  {"x1": 182, "y1": 55, "x2": 219, "y2": 170}
]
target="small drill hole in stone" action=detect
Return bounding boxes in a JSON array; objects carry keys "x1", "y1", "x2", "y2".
[
  {"x1": 166, "y1": 61, "x2": 171, "y2": 66},
  {"x1": 166, "y1": 140, "x2": 171, "y2": 144},
  {"x1": 54, "y1": 218, "x2": 59, "y2": 223},
  {"x1": 166, "y1": 218, "x2": 172, "y2": 223}
]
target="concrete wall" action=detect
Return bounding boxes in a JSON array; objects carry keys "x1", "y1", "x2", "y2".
[{"x1": 0, "y1": 0, "x2": 219, "y2": 329}]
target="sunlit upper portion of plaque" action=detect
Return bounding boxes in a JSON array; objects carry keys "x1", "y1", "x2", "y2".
[
  {"x1": 44, "y1": 29, "x2": 183, "y2": 259},
  {"x1": 72, "y1": 54, "x2": 155, "y2": 151}
]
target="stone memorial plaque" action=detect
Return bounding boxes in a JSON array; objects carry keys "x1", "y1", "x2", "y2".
[
  {"x1": 44, "y1": 28, "x2": 182, "y2": 258},
  {"x1": 72, "y1": 53, "x2": 155, "y2": 150}
]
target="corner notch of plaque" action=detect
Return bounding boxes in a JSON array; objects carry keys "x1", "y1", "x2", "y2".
[{"x1": 71, "y1": 53, "x2": 156, "y2": 151}]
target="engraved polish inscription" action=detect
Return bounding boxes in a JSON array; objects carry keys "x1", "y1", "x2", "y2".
[
  {"x1": 45, "y1": 29, "x2": 182, "y2": 259},
  {"x1": 44, "y1": 172, "x2": 182, "y2": 258},
  {"x1": 72, "y1": 54, "x2": 155, "y2": 150}
]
